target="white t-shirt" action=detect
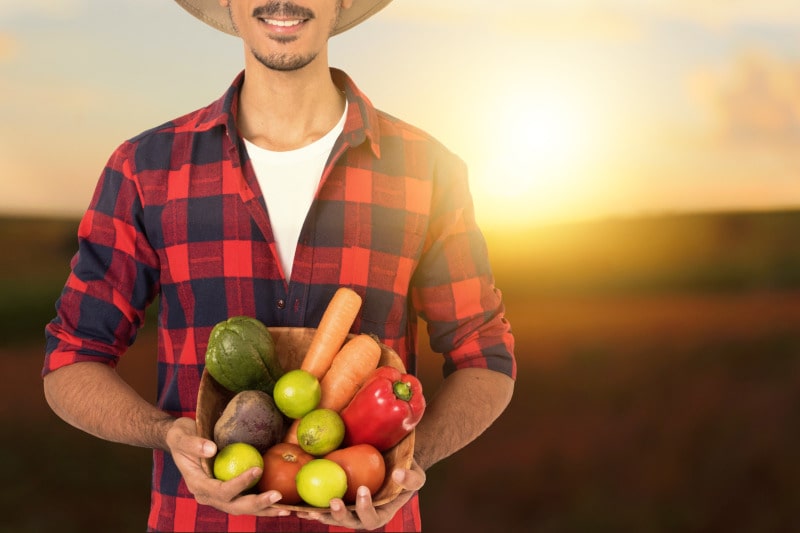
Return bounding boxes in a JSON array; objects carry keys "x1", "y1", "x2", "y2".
[{"x1": 243, "y1": 103, "x2": 347, "y2": 280}]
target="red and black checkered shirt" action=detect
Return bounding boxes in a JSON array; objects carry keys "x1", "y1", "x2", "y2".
[{"x1": 43, "y1": 69, "x2": 516, "y2": 532}]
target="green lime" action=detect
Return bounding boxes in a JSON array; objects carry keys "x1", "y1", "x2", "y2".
[
  {"x1": 297, "y1": 408, "x2": 345, "y2": 456},
  {"x1": 296, "y1": 459, "x2": 348, "y2": 507},
  {"x1": 213, "y1": 442, "x2": 263, "y2": 488},
  {"x1": 273, "y1": 369, "x2": 321, "y2": 419}
]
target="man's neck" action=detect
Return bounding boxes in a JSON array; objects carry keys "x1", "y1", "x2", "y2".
[{"x1": 238, "y1": 58, "x2": 345, "y2": 152}]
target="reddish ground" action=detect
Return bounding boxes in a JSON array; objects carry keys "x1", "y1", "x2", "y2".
[{"x1": 6, "y1": 290, "x2": 800, "y2": 532}]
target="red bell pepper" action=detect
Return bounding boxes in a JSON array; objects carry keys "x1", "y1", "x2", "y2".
[{"x1": 340, "y1": 366, "x2": 426, "y2": 452}]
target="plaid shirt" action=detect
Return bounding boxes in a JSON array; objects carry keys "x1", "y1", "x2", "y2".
[{"x1": 44, "y1": 69, "x2": 516, "y2": 532}]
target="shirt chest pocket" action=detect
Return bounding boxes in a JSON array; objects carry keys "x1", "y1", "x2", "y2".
[
  {"x1": 351, "y1": 212, "x2": 427, "y2": 340},
  {"x1": 158, "y1": 198, "x2": 265, "y2": 283},
  {"x1": 343, "y1": 210, "x2": 427, "y2": 296},
  {"x1": 361, "y1": 207, "x2": 427, "y2": 258}
]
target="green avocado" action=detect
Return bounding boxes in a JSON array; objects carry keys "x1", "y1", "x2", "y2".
[{"x1": 204, "y1": 316, "x2": 284, "y2": 393}]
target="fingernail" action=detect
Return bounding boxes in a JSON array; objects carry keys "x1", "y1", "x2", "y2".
[
  {"x1": 358, "y1": 486, "x2": 370, "y2": 498},
  {"x1": 330, "y1": 501, "x2": 341, "y2": 511},
  {"x1": 392, "y1": 469, "x2": 405, "y2": 483},
  {"x1": 203, "y1": 442, "x2": 216, "y2": 456}
]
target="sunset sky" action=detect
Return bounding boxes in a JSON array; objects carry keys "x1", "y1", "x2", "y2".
[{"x1": 1, "y1": 0, "x2": 799, "y2": 229}]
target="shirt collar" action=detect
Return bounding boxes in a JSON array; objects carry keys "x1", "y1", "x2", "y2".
[{"x1": 195, "y1": 68, "x2": 382, "y2": 159}]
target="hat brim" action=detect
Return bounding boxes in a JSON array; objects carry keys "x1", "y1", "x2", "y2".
[{"x1": 175, "y1": 0, "x2": 393, "y2": 37}]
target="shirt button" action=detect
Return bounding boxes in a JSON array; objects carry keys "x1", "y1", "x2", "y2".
[{"x1": 276, "y1": 299, "x2": 286, "y2": 310}]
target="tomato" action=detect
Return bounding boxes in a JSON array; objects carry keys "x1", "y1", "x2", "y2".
[
  {"x1": 257, "y1": 443, "x2": 313, "y2": 504},
  {"x1": 324, "y1": 444, "x2": 386, "y2": 503}
]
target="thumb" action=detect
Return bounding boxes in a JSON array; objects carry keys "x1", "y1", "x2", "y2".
[
  {"x1": 392, "y1": 465, "x2": 425, "y2": 491},
  {"x1": 167, "y1": 417, "x2": 216, "y2": 457},
  {"x1": 197, "y1": 438, "x2": 217, "y2": 458}
]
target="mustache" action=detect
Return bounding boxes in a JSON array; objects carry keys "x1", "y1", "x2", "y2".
[{"x1": 252, "y1": 1, "x2": 315, "y2": 20}]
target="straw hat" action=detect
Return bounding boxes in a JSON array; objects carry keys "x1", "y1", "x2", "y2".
[{"x1": 174, "y1": 0, "x2": 394, "y2": 36}]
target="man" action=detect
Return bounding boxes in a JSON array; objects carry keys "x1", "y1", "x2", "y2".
[{"x1": 42, "y1": 1, "x2": 516, "y2": 531}]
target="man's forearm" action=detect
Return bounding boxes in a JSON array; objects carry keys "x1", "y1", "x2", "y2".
[
  {"x1": 412, "y1": 367, "x2": 514, "y2": 472},
  {"x1": 43, "y1": 361, "x2": 175, "y2": 450}
]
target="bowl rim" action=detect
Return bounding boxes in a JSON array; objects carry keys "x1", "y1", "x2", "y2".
[{"x1": 195, "y1": 326, "x2": 416, "y2": 512}]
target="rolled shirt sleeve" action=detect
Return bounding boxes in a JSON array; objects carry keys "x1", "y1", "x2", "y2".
[
  {"x1": 43, "y1": 143, "x2": 160, "y2": 376},
  {"x1": 411, "y1": 149, "x2": 516, "y2": 380}
]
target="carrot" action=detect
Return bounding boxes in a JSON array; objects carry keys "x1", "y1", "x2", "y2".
[
  {"x1": 301, "y1": 287, "x2": 363, "y2": 380},
  {"x1": 283, "y1": 418, "x2": 300, "y2": 444},
  {"x1": 318, "y1": 334, "x2": 382, "y2": 412}
]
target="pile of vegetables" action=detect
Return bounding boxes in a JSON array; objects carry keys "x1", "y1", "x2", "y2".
[{"x1": 202, "y1": 287, "x2": 426, "y2": 506}]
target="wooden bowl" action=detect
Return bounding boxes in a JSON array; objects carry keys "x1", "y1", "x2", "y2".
[{"x1": 196, "y1": 326, "x2": 415, "y2": 511}]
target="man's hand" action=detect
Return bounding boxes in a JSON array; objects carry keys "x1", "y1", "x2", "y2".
[
  {"x1": 165, "y1": 417, "x2": 291, "y2": 517},
  {"x1": 296, "y1": 460, "x2": 426, "y2": 531}
]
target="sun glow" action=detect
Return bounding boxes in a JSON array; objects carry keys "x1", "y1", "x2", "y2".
[
  {"x1": 498, "y1": 99, "x2": 585, "y2": 188},
  {"x1": 470, "y1": 84, "x2": 604, "y2": 227}
]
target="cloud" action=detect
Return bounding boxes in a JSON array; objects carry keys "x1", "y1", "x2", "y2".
[{"x1": 690, "y1": 49, "x2": 800, "y2": 147}]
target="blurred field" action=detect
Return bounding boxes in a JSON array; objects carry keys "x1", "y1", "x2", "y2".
[{"x1": 2, "y1": 210, "x2": 799, "y2": 532}]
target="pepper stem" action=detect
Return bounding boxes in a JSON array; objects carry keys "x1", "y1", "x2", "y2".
[{"x1": 393, "y1": 380, "x2": 413, "y2": 401}]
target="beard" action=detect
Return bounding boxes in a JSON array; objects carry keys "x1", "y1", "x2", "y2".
[
  {"x1": 229, "y1": 1, "x2": 342, "y2": 72},
  {"x1": 252, "y1": 48, "x2": 318, "y2": 71}
]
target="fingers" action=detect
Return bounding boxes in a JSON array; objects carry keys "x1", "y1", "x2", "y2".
[
  {"x1": 391, "y1": 463, "x2": 426, "y2": 492},
  {"x1": 305, "y1": 478, "x2": 420, "y2": 531},
  {"x1": 353, "y1": 487, "x2": 381, "y2": 530},
  {"x1": 214, "y1": 467, "x2": 263, "y2": 503},
  {"x1": 216, "y1": 483, "x2": 288, "y2": 517},
  {"x1": 326, "y1": 497, "x2": 350, "y2": 522},
  {"x1": 164, "y1": 417, "x2": 288, "y2": 517},
  {"x1": 167, "y1": 418, "x2": 216, "y2": 456},
  {"x1": 167, "y1": 419, "x2": 216, "y2": 481},
  {"x1": 308, "y1": 494, "x2": 379, "y2": 531},
  {"x1": 181, "y1": 463, "x2": 289, "y2": 517}
]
